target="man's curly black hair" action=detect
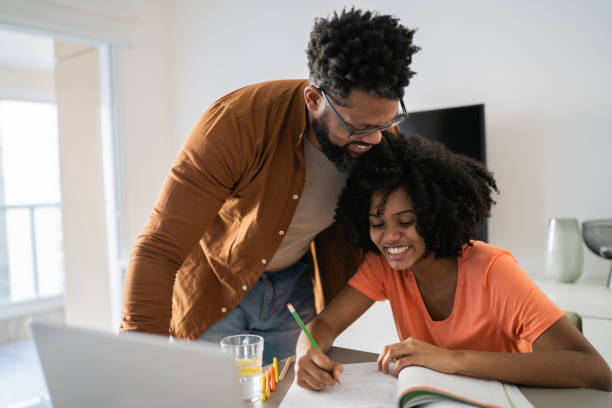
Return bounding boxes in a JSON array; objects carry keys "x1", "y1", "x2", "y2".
[
  {"x1": 334, "y1": 133, "x2": 499, "y2": 259},
  {"x1": 307, "y1": 8, "x2": 420, "y2": 101}
]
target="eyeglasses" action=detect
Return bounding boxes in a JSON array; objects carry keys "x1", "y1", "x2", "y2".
[{"x1": 316, "y1": 86, "x2": 408, "y2": 139}]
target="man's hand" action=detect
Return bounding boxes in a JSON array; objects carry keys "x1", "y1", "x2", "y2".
[
  {"x1": 377, "y1": 337, "x2": 458, "y2": 376},
  {"x1": 295, "y1": 347, "x2": 343, "y2": 390}
]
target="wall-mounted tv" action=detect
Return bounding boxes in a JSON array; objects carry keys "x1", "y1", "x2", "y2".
[{"x1": 398, "y1": 104, "x2": 488, "y2": 242}]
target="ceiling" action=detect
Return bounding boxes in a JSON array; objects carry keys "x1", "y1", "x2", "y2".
[{"x1": 0, "y1": 28, "x2": 54, "y2": 72}]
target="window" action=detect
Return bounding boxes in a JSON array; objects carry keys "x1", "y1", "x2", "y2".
[{"x1": 0, "y1": 100, "x2": 64, "y2": 304}]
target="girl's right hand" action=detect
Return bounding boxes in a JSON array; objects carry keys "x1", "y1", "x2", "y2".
[{"x1": 294, "y1": 347, "x2": 343, "y2": 390}]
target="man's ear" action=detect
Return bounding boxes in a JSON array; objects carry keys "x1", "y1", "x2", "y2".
[{"x1": 304, "y1": 85, "x2": 323, "y2": 113}]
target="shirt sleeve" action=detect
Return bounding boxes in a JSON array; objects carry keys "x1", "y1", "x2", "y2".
[
  {"x1": 485, "y1": 254, "x2": 564, "y2": 344},
  {"x1": 348, "y1": 253, "x2": 388, "y2": 302},
  {"x1": 120, "y1": 101, "x2": 245, "y2": 335}
]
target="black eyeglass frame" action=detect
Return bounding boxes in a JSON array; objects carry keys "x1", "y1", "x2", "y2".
[{"x1": 316, "y1": 86, "x2": 409, "y2": 139}]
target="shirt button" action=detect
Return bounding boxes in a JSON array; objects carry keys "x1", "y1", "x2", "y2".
[
  {"x1": 242, "y1": 285, "x2": 248, "y2": 291},
  {"x1": 221, "y1": 307, "x2": 227, "y2": 313},
  {"x1": 279, "y1": 230, "x2": 285, "y2": 236},
  {"x1": 261, "y1": 259, "x2": 267, "y2": 265},
  {"x1": 292, "y1": 194, "x2": 299, "y2": 200}
]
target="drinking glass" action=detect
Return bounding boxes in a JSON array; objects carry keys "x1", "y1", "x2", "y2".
[{"x1": 220, "y1": 334, "x2": 264, "y2": 402}]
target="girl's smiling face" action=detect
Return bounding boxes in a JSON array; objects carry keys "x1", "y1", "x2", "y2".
[{"x1": 368, "y1": 187, "x2": 426, "y2": 270}]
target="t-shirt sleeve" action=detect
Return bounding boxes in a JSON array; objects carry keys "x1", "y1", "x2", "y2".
[
  {"x1": 348, "y1": 253, "x2": 388, "y2": 302},
  {"x1": 485, "y1": 254, "x2": 564, "y2": 344}
]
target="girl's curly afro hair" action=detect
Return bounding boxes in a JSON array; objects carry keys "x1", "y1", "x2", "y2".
[{"x1": 334, "y1": 133, "x2": 499, "y2": 259}]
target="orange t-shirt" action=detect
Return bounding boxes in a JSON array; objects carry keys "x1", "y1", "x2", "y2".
[{"x1": 348, "y1": 241, "x2": 564, "y2": 353}]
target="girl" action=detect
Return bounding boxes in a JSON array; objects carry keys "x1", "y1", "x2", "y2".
[{"x1": 295, "y1": 134, "x2": 612, "y2": 391}]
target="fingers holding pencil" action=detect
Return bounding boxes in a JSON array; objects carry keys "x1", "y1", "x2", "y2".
[
  {"x1": 295, "y1": 346, "x2": 343, "y2": 390},
  {"x1": 288, "y1": 303, "x2": 343, "y2": 390}
]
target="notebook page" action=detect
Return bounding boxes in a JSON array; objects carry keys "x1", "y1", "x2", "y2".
[
  {"x1": 501, "y1": 383, "x2": 533, "y2": 408},
  {"x1": 396, "y1": 366, "x2": 533, "y2": 408},
  {"x1": 280, "y1": 362, "x2": 396, "y2": 408}
]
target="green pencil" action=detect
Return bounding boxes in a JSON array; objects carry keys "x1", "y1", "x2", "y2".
[
  {"x1": 287, "y1": 303, "x2": 340, "y2": 384},
  {"x1": 287, "y1": 303, "x2": 320, "y2": 350}
]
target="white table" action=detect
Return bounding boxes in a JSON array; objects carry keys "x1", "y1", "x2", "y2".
[{"x1": 263, "y1": 347, "x2": 612, "y2": 408}]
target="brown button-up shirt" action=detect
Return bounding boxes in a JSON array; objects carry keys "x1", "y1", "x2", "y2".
[{"x1": 120, "y1": 79, "x2": 363, "y2": 339}]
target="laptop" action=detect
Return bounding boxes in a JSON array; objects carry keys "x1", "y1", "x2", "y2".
[{"x1": 31, "y1": 320, "x2": 243, "y2": 408}]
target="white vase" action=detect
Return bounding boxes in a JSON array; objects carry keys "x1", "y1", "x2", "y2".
[{"x1": 544, "y1": 218, "x2": 584, "y2": 283}]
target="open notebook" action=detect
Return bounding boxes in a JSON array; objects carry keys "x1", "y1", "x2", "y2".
[{"x1": 280, "y1": 362, "x2": 533, "y2": 408}]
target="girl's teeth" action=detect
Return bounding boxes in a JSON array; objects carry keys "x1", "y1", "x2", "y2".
[{"x1": 387, "y1": 246, "x2": 408, "y2": 254}]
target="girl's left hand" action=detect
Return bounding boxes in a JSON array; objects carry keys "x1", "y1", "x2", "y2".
[{"x1": 377, "y1": 337, "x2": 458, "y2": 376}]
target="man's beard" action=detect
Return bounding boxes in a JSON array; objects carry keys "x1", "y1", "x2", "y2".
[{"x1": 311, "y1": 115, "x2": 367, "y2": 173}]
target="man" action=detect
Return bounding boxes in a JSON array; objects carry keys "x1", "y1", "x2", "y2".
[{"x1": 120, "y1": 8, "x2": 419, "y2": 364}]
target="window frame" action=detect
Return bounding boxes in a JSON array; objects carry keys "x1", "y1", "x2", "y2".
[{"x1": 0, "y1": 87, "x2": 65, "y2": 318}]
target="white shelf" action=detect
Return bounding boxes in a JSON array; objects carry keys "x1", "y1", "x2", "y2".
[{"x1": 532, "y1": 277, "x2": 612, "y2": 320}]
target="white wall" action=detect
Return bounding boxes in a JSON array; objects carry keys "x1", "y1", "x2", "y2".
[
  {"x1": 167, "y1": 0, "x2": 612, "y2": 351},
  {"x1": 0, "y1": 66, "x2": 54, "y2": 102},
  {"x1": 2, "y1": 0, "x2": 610, "y2": 344},
  {"x1": 0, "y1": 0, "x2": 173, "y2": 330},
  {"x1": 0, "y1": 0, "x2": 174, "y2": 263},
  {"x1": 54, "y1": 40, "x2": 113, "y2": 331},
  {"x1": 115, "y1": 1, "x2": 174, "y2": 260},
  {"x1": 168, "y1": 0, "x2": 612, "y2": 281}
]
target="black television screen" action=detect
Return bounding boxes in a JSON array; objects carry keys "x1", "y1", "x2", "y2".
[{"x1": 398, "y1": 104, "x2": 488, "y2": 241}]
